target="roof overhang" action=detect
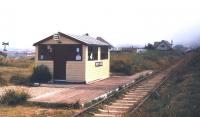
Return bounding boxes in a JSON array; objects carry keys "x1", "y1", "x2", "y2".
[{"x1": 33, "y1": 32, "x2": 112, "y2": 48}]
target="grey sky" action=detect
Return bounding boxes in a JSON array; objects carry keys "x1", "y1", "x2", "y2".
[{"x1": 0, "y1": 0, "x2": 200, "y2": 50}]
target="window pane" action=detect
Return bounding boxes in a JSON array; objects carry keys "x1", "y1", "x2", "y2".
[
  {"x1": 101, "y1": 47, "x2": 108, "y2": 60},
  {"x1": 38, "y1": 45, "x2": 53, "y2": 60},
  {"x1": 88, "y1": 46, "x2": 98, "y2": 60}
]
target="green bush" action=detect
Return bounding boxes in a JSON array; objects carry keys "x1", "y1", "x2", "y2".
[
  {"x1": 110, "y1": 50, "x2": 183, "y2": 75},
  {"x1": 0, "y1": 89, "x2": 30, "y2": 105},
  {"x1": 10, "y1": 74, "x2": 30, "y2": 85},
  {"x1": 30, "y1": 65, "x2": 52, "y2": 83},
  {"x1": 0, "y1": 78, "x2": 7, "y2": 86},
  {"x1": 111, "y1": 60, "x2": 134, "y2": 75}
]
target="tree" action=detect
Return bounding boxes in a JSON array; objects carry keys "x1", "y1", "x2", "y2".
[{"x1": 145, "y1": 43, "x2": 155, "y2": 49}]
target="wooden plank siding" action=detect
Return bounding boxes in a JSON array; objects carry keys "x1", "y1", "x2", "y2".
[
  {"x1": 35, "y1": 35, "x2": 110, "y2": 83},
  {"x1": 66, "y1": 45, "x2": 86, "y2": 83},
  {"x1": 85, "y1": 47, "x2": 110, "y2": 83}
]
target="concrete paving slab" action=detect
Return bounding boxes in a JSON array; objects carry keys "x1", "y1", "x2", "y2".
[{"x1": 29, "y1": 70, "x2": 152, "y2": 104}]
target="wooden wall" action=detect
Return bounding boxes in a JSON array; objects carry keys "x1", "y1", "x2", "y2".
[{"x1": 35, "y1": 35, "x2": 110, "y2": 83}]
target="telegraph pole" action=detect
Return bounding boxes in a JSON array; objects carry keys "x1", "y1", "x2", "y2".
[{"x1": 2, "y1": 42, "x2": 9, "y2": 51}]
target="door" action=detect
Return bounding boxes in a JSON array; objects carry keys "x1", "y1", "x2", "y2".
[{"x1": 53, "y1": 45, "x2": 66, "y2": 81}]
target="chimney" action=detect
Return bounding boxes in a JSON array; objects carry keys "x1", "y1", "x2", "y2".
[
  {"x1": 171, "y1": 40, "x2": 173, "y2": 46},
  {"x1": 84, "y1": 33, "x2": 89, "y2": 36}
]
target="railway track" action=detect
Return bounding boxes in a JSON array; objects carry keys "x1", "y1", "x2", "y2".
[
  {"x1": 92, "y1": 59, "x2": 185, "y2": 117},
  {"x1": 93, "y1": 75, "x2": 164, "y2": 117},
  {"x1": 73, "y1": 58, "x2": 186, "y2": 117}
]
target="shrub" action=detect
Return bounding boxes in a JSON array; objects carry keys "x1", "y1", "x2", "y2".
[
  {"x1": 73, "y1": 101, "x2": 81, "y2": 109},
  {"x1": 111, "y1": 60, "x2": 134, "y2": 75},
  {"x1": 10, "y1": 74, "x2": 30, "y2": 85},
  {"x1": 0, "y1": 78, "x2": 7, "y2": 86},
  {"x1": 110, "y1": 50, "x2": 183, "y2": 75},
  {"x1": 0, "y1": 57, "x2": 34, "y2": 68},
  {"x1": 30, "y1": 65, "x2": 52, "y2": 83},
  {"x1": 0, "y1": 89, "x2": 30, "y2": 105}
]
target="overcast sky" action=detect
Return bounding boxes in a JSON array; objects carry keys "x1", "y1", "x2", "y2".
[{"x1": 0, "y1": 0, "x2": 200, "y2": 50}]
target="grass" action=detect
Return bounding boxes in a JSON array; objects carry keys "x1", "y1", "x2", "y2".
[
  {"x1": 0, "y1": 89, "x2": 30, "y2": 105},
  {"x1": 0, "y1": 105, "x2": 78, "y2": 117},
  {"x1": 0, "y1": 57, "x2": 34, "y2": 86},
  {"x1": 0, "y1": 73, "x2": 7, "y2": 86},
  {"x1": 111, "y1": 50, "x2": 183, "y2": 75},
  {"x1": 0, "y1": 57, "x2": 82, "y2": 116},
  {"x1": 127, "y1": 50, "x2": 200, "y2": 117},
  {"x1": 0, "y1": 57, "x2": 34, "y2": 68}
]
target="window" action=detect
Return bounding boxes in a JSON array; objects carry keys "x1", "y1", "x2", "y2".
[
  {"x1": 88, "y1": 46, "x2": 98, "y2": 60},
  {"x1": 161, "y1": 44, "x2": 165, "y2": 48},
  {"x1": 75, "y1": 47, "x2": 81, "y2": 61},
  {"x1": 55, "y1": 45, "x2": 82, "y2": 61},
  {"x1": 101, "y1": 47, "x2": 108, "y2": 60},
  {"x1": 38, "y1": 45, "x2": 53, "y2": 60}
]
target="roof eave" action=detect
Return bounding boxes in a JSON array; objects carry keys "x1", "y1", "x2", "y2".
[{"x1": 33, "y1": 32, "x2": 113, "y2": 48}]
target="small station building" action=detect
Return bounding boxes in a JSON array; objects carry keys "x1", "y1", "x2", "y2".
[{"x1": 33, "y1": 32, "x2": 111, "y2": 83}]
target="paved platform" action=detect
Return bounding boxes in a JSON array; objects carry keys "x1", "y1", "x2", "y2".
[{"x1": 29, "y1": 70, "x2": 152, "y2": 104}]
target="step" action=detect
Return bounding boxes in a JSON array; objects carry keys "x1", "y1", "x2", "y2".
[
  {"x1": 147, "y1": 81, "x2": 160, "y2": 83},
  {"x1": 94, "y1": 113, "x2": 116, "y2": 117},
  {"x1": 128, "y1": 91, "x2": 149, "y2": 95},
  {"x1": 112, "y1": 102, "x2": 134, "y2": 106},
  {"x1": 136, "y1": 87, "x2": 151, "y2": 90},
  {"x1": 105, "y1": 105, "x2": 130, "y2": 109},
  {"x1": 127, "y1": 92, "x2": 148, "y2": 95},
  {"x1": 115, "y1": 100, "x2": 138, "y2": 103},
  {"x1": 124, "y1": 94, "x2": 144, "y2": 98},
  {"x1": 128, "y1": 90, "x2": 149, "y2": 93},
  {"x1": 98, "y1": 109, "x2": 126, "y2": 113},
  {"x1": 130, "y1": 89, "x2": 149, "y2": 92},
  {"x1": 123, "y1": 97, "x2": 140, "y2": 100},
  {"x1": 126, "y1": 94, "x2": 147, "y2": 99},
  {"x1": 133, "y1": 89, "x2": 150, "y2": 92},
  {"x1": 138, "y1": 86, "x2": 154, "y2": 88}
]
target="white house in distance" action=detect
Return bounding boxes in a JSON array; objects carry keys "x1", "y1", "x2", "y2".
[
  {"x1": 33, "y1": 32, "x2": 112, "y2": 84},
  {"x1": 154, "y1": 40, "x2": 173, "y2": 51}
]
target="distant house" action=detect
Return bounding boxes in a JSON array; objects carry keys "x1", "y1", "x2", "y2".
[
  {"x1": 33, "y1": 32, "x2": 112, "y2": 83},
  {"x1": 136, "y1": 48, "x2": 147, "y2": 53},
  {"x1": 154, "y1": 40, "x2": 173, "y2": 51},
  {"x1": 110, "y1": 47, "x2": 137, "y2": 54}
]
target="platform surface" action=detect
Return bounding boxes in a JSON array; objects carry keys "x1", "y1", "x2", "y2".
[{"x1": 29, "y1": 70, "x2": 152, "y2": 104}]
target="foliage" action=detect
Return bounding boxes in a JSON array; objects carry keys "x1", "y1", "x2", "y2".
[
  {"x1": 29, "y1": 101, "x2": 81, "y2": 109},
  {"x1": 145, "y1": 43, "x2": 155, "y2": 49},
  {"x1": 0, "y1": 89, "x2": 30, "y2": 105},
  {"x1": 84, "y1": 98, "x2": 104, "y2": 108},
  {"x1": 173, "y1": 44, "x2": 188, "y2": 52},
  {"x1": 0, "y1": 73, "x2": 7, "y2": 86},
  {"x1": 0, "y1": 57, "x2": 34, "y2": 68},
  {"x1": 10, "y1": 74, "x2": 30, "y2": 85},
  {"x1": 30, "y1": 65, "x2": 52, "y2": 83},
  {"x1": 111, "y1": 50, "x2": 183, "y2": 75},
  {"x1": 111, "y1": 60, "x2": 134, "y2": 75},
  {"x1": 0, "y1": 105, "x2": 76, "y2": 117},
  {"x1": 128, "y1": 50, "x2": 200, "y2": 117}
]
